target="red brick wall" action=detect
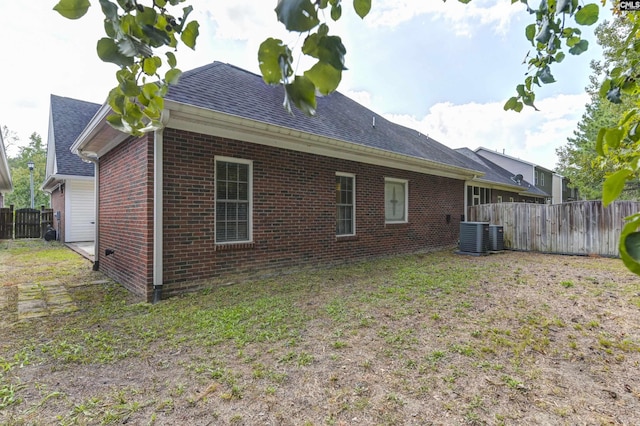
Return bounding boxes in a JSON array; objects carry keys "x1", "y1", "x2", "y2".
[
  {"x1": 98, "y1": 135, "x2": 154, "y2": 300},
  {"x1": 50, "y1": 186, "x2": 65, "y2": 242},
  {"x1": 160, "y1": 129, "x2": 464, "y2": 298}
]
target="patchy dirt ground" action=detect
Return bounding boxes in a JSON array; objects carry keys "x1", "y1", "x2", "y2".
[{"x1": 1, "y1": 241, "x2": 640, "y2": 425}]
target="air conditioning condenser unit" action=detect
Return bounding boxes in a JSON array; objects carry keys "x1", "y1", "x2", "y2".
[{"x1": 458, "y1": 222, "x2": 490, "y2": 254}]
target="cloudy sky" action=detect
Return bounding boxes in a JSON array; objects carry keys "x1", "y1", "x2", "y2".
[{"x1": 1, "y1": 1, "x2": 610, "y2": 170}]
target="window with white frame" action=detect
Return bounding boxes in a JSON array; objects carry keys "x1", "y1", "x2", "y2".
[
  {"x1": 540, "y1": 172, "x2": 545, "y2": 186},
  {"x1": 509, "y1": 197, "x2": 514, "y2": 202},
  {"x1": 469, "y1": 186, "x2": 491, "y2": 205},
  {"x1": 535, "y1": 170, "x2": 539, "y2": 185},
  {"x1": 336, "y1": 173, "x2": 355, "y2": 236},
  {"x1": 497, "y1": 195, "x2": 503, "y2": 203},
  {"x1": 385, "y1": 178, "x2": 408, "y2": 223},
  {"x1": 215, "y1": 157, "x2": 252, "y2": 243}
]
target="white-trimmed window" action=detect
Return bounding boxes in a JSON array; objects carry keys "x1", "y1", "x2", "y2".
[
  {"x1": 336, "y1": 173, "x2": 355, "y2": 236},
  {"x1": 385, "y1": 178, "x2": 408, "y2": 223},
  {"x1": 509, "y1": 197, "x2": 514, "y2": 202},
  {"x1": 497, "y1": 195, "x2": 503, "y2": 203},
  {"x1": 469, "y1": 185, "x2": 491, "y2": 205},
  {"x1": 215, "y1": 157, "x2": 252, "y2": 243}
]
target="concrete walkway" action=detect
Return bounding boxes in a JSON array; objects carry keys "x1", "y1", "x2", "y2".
[{"x1": 66, "y1": 242, "x2": 95, "y2": 262}]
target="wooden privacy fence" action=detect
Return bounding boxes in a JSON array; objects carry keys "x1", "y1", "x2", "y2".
[
  {"x1": 0, "y1": 206, "x2": 12, "y2": 239},
  {"x1": 0, "y1": 205, "x2": 54, "y2": 240},
  {"x1": 467, "y1": 201, "x2": 640, "y2": 257}
]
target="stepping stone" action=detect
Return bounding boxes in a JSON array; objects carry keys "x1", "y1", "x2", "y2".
[
  {"x1": 18, "y1": 299, "x2": 48, "y2": 319},
  {"x1": 16, "y1": 280, "x2": 78, "y2": 319}
]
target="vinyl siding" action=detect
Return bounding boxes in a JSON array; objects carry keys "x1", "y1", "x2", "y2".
[{"x1": 65, "y1": 179, "x2": 95, "y2": 242}]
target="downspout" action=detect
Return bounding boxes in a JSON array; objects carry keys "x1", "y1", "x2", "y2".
[
  {"x1": 152, "y1": 111, "x2": 170, "y2": 303},
  {"x1": 463, "y1": 181, "x2": 468, "y2": 223},
  {"x1": 76, "y1": 153, "x2": 100, "y2": 271}
]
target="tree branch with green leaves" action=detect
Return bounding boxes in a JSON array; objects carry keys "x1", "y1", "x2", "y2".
[
  {"x1": 594, "y1": 12, "x2": 640, "y2": 275},
  {"x1": 54, "y1": 0, "x2": 200, "y2": 135},
  {"x1": 503, "y1": 0, "x2": 599, "y2": 112}
]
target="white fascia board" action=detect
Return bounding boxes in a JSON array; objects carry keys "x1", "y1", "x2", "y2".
[
  {"x1": 45, "y1": 108, "x2": 57, "y2": 179},
  {"x1": 475, "y1": 146, "x2": 537, "y2": 168},
  {"x1": 41, "y1": 174, "x2": 94, "y2": 192},
  {"x1": 71, "y1": 102, "x2": 110, "y2": 154},
  {"x1": 0, "y1": 137, "x2": 11, "y2": 192},
  {"x1": 166, "y1": 101, "x2": 482, "y2": 181},
  {"x1": 71, "y1": 103, "x2": 130, "y2": 158}
]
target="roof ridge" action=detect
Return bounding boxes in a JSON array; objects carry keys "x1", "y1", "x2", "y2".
[{"x1": 50, "y1": 94, "x2": 101, "y2": 108}]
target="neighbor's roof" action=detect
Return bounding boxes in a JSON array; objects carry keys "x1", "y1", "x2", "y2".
[
  {"x1": 0, "y1": 129, "x2": 11, "y2": 192},
  {"x1": 165, "y1": 62, "x2": 483, "y2": 174},
  {"x1": 474, "y1": 146, "x2": 554, "y2": 173},
  {"x1": 456, "y1": 148, "x2": 549, "y2": 197},
  {"x1": 50, "y1": 95, "x2": 101, "y2": 177}
]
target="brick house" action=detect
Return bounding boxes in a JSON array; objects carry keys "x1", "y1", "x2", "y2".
[
  {"x1": 42, "y1": 95, "x2": 101, "y2": 242},
  {"x1": 71, "y1": 62, "x2": 499, "y2": 301}
]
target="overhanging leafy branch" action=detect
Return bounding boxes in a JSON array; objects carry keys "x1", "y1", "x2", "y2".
[
  {"x1": 504, "y1": 0, "x2": 599, "y2": 112},
  {"x1": 54, "y1": 0, "x2": 200, "y2": 135},
  {"x1": 596, "y1": 12, "x2": 640, "y2": 274}
]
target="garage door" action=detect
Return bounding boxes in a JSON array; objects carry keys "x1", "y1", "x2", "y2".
[{"x1": 66, "y1": 179, "x2": 95, "y2": 242}]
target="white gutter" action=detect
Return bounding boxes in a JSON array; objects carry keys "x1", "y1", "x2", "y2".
[
  {"x1": 70, "y1": 103, "x2": 111, "y2": 154},
  {"x1": 165, "y1": 100, "x2": 484, "y2": 181},
  {"x1": 463, "y1": 180, "x2": 468, "y2": 222},
  {"x1": 0, "y1": 131, "x2": 12, "y2": 193},
  {"x1": 152, "y1": 110, "x2": 170, "y2": 303},
  {"x1": 41, "y1": 174, "x2": 94, "y2": 192},
  {"x1": 71, "y1": 99, "x2": 484, "y2": 182}
]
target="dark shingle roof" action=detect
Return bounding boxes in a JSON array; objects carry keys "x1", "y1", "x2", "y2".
[
  {"x1": 166, "y1": 62, "x2": 481, "y2": 173},
  {"x1": 50, "y1": 95, "x2": 101, "y2": 177},
  {"x1": 455, "y1": 148, "x2": 549, "y2": 197}
]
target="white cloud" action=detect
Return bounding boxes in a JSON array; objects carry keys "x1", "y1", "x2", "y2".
[
  {"x1": 343, "y1": 90, "x2": 374, "y2": 109},
  {"x1": 194, "y1": 1, "x2": 288, "y2": 42},
  {"x1": 384, "y1": 93, "x2": 589, "y2": 170},
  {"x1": 366, "y1": 0, "x2": 526, "y2": 36}
]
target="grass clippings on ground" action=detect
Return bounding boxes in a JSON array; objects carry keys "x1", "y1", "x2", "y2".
[{"x1": 1, "y1": 240, "x2": 639, "y2": 425}]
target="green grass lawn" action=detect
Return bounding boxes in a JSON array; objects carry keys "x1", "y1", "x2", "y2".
[{"x1": 1, "y1": 241, "x2": 639, "y2": 425}]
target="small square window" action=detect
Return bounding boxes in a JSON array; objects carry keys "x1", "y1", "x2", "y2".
[{"x1": 385, "y1": 178, "x2": 408, "y2": 223}]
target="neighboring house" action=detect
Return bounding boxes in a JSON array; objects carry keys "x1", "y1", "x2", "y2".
[
  {"x1": 0, "y1": 129, "x2": 12, "y2": 207},
  {"x1": 72, "y1": 62, "x2": 488, "y2": 301},
  {"x1": 552, "y1": 173, "x2": 579, "y2": 203},
  {"x1": 474, "y1": 147, "x2": 554, "y2": 203},
  {"x1": 455, "y1": 148, "x2": 548, "y2": 211},
  {"x1": 42, "y1": 95, "x2": 101, "y2": 242}
]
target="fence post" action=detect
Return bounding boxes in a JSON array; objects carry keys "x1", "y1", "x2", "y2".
[{"x1": 0, "y1": 204, "x2": 13, "y2": 239}]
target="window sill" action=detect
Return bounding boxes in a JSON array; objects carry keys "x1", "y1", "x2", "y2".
[
  {"x1": 336, "y1": 235, "x2": 358, "y2": 242},
  {"x1": 385, "y1": 222, "x2": 409, "y2": 228},
  {"x1": 215, "y1": 242, "x2": 255, "y2": 251}
]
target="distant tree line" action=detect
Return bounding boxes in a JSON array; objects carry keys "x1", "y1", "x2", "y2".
[{"x1": 2, "y1": 126, "x2": 49, "y2": 209}]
